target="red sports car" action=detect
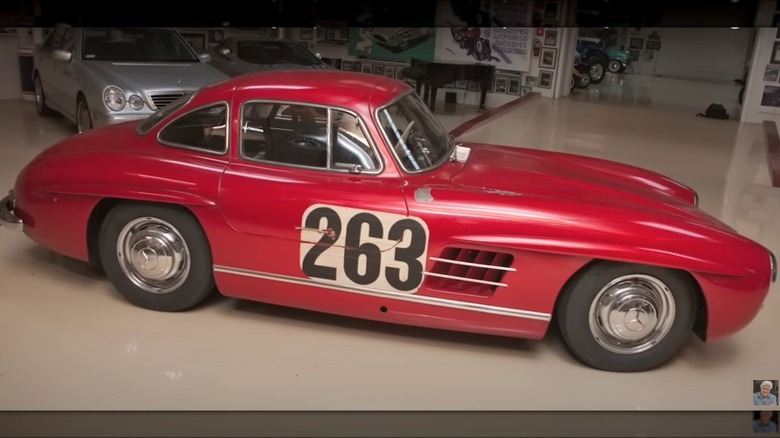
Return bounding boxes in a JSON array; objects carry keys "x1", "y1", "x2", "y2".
[{"x1": 1, "y1": 70, "x2": 775, "y2": 372}]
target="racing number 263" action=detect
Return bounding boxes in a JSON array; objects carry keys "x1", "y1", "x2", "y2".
[{"x1": 300, "y1": 205, "x2": 429, "y2": 293}]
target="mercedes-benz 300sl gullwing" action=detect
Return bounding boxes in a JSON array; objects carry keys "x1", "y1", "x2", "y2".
[{"x1": 1, "y1": 70, "x2": 775, "y2": 372}]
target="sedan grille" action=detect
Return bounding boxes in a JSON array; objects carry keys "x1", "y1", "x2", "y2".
[
  {"x1": 149, "y1": 92, "x2": 186, "y2": 111},
  {"x1": 424, "y1": 247, "x2": 515, "y2": 296}
]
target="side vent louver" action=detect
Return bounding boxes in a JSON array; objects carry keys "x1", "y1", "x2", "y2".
[{"x1": 425, "y1": 247, "x2": 515, "y2": 296}]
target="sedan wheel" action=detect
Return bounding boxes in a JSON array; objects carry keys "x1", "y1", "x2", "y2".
[
  {"x1": 76, "y1": 97, "x2": 93, "y2": 133},
  {"x1": 608, "y1": 60, "x2": 622, "y2": 73},
  {"x1": 34, "y1": 75, "x2": 53, "y2": 117},
  {"x1": 99, "y1": 202, "x2": 215, "y2": 312},
  {"x1": 556, "y1": 262, "x2": 696, "y2": 372}
]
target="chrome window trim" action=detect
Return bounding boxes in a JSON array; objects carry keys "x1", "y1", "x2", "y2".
[
  {"x1": 237, "y1": 98, "x2": 386, "y2": 175},
  {"x1": 156, "y1": 100, "x2": 230, "y2": 156}
]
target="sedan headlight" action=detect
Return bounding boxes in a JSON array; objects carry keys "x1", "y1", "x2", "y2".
[
  {"x1": 103, "y1": 86, "x2": 126, "y2": 111},
  {"x1": 128, "y1": 95, "x2": 144, "y2": 111}
]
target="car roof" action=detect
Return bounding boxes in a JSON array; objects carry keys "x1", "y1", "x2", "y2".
[{"x1": 200, "y1": 69, "x2": 412, "y2": 110}]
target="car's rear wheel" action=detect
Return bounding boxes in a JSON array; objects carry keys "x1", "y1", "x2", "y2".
[
  {"x1": 99, "y1": 202, "x2": 215, "y2": 312},
  {"x1": 76, "y1": 95, "x2": 93, "y2": 133},
  {"x1": 556, "y1": 261, "x2": 696, "y2": 372},
  {"x1": 33, "y1": 74, "x2": 54, "y2": 117}
]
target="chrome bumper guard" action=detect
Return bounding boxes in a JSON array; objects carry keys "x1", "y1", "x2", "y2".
[{"x1": 0, "y1": 190, "x2": 23, "y2": 232}]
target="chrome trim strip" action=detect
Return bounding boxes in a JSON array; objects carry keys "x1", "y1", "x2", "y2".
[
  {"x1": 423, "y1": 271, "x2": 508, "y2": 288},
  {"x1": 428, "y1": 256, "x2": 517, "y2": 272},
  {"x1": 770, "y1": 250, "x2": 777, "y2": 283},
  {"x1": 213, "y1": 265, "x2": 551, "y2": 322}
]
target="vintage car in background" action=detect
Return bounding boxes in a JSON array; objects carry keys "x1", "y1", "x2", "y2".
[
  {"x1": 33, "y1": 26, "x2": 229, "y2": 133},
  {"x1": 577, "y1": 36, "x2": 632, "y2": 74},
  {"x1": 207, "y1": 36, "x2": 333, "y2": 77},
  {"x1": 1, "y1": 70, "x2": 775, "y2": 372}
]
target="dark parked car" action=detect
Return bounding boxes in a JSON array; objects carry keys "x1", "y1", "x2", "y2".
[{"x1": 207, "y1": 37, "x2": 333, "y2": 77}]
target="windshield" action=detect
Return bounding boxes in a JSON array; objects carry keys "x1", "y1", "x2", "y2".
[
  {"x1": 82, "y1": 28, "x2": 200, "y2": 62},
  {"x1": 377, "y1": 92, "x2": 454, "y2": 173},
  {"x1": 236, "y1": 40, "x2": 321, "y2": 65},
  {"x1": 136, "y1": 92, "x2": 195, "y2": 135}
]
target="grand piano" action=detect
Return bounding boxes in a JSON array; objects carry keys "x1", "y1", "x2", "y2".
[{"x1": 402, "y1": 58, "x2": 496, "y2": 112}]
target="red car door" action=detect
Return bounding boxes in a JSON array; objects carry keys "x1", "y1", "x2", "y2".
[{"x1": 216, "y1": 101, "x2": 429, "y2": 302}]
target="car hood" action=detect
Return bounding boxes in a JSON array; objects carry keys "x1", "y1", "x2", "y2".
[
  {"x1": 448, "y1": 143, "x2": 725, "y2": 228},
  {"x1": 228, "y1": 59, "x2": 332, "y2": 76},
  {"x1": 82, "y1": 60, "x2": 230, "y2": 93}
]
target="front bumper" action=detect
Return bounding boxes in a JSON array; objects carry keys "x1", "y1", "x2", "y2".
[
  {"x1": 0, "y1": 190, "x2": 23, "y2": 232},
  {"x1": 91, "y1": 111, "x2": 149, "y2": 130}
]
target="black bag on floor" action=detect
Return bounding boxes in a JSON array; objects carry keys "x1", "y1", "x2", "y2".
[{"x1": 697, "y1": 103, "x2": 729, "y2": 120}]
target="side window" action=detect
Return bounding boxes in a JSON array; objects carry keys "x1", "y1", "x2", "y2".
[
  {"x1": 241, "y1": 102, "x2": 328, "y2": 168},
  {"x1": 240, "y1": 102, "x2": 380, "y2": 172},
  {"x1": 60, "y1": 29, "x2": 76, "y2": 52},
  {"x1": 43, "y1": 28, "x2": 65, "y2": 51},
  {"x1": 158, "y1": 103, "x2": 228, "y2": 154},
  {"x1": 330, "y1": 110, "x2": 380, "y2": 171}
]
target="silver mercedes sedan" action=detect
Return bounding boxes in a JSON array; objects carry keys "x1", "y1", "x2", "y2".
[{"x1": 33, "y1": 26, "x2": 230, "y2": 133}]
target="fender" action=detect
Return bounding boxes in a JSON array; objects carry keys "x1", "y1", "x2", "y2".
[{"x1": 37, "y1": 183, "x2": 217, "y2": 207}]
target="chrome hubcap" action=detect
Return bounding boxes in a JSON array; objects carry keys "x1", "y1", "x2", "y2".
[
  {"x1": 591, "y1": 64, "x2": 603, "y2": 80},
  {"x1": 116, "y1": 217, "x2": 191, "y2": 294},
  {"x1": 609, "y1": 60, "x2": 621, "y2": 71},
  {"x1": 588, "y1": 274, "x2": 676, "y2": 354}
]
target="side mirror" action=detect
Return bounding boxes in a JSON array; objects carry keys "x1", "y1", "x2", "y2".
[
  {"x1": 198, "y1": 52, "x2": 211, "y2": 63},
  {"x1": 52, "y1": 49, "x2": 72, "y2": 62},
  {"x1": 349, "y1": 164, "x2": 363, "y2": 174},
  {"x1": 315, "y1": 52, "x2": 322, "y2": 59}
]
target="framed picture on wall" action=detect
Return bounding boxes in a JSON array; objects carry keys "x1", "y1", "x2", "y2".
[
  {"x1": 539, "y1": 47, "x2": 557, "y2": 69},
  {"x1": 771, "y1": 41, "x2": 780, "y2": 65},
  {"x1": 525, "y1": 75, "x2": 537, "y2": 87},
  {"x1": 352, "y1": 61, "x2": 362, "y2": 72},
  {"x1": 342, "y1": 60, "x2": 352, "y2": 71},
  {"x1": 630, "y1": 37, "x2": 643, "y2": 49},
  {"x1": 629, "y1": 49, "x2": 640, "y2": 62},
  {"x1": 764, "y1": 64, "x2": 780, "y2": 82},
  {"x1": 646, "y1": 40, "x2": 661, "y2": 50},
  {"x1": 495, "y1": 77, "x2": 507, "y2": 93},
  {"x1": 538, "y1": 69, "x2": 553, "y2": 89},
  {"x1": 385, "y1": 66, "x2": 396, "y2": 78},
  {"x1": 362, "y1": 63, "x2": 372, "y2": 74},
  {"x1": 507, "y1": 78, "x2": 520, "y2": 95},
  {"x1": 300, "y1": 28, "x2": 313, "y2": 40},
  {"x1": 520, "y1": 86, "x2": 532, "y2": 96},
  {"x1": 761, "y1": 85, "x2": 780, "y2": 107},
  {"x1": 456, "y1": 80, "x2": 468, "y2": 89},
  {"x1": 468, "y1": 80, "x2": 480, "y2": 91},
  {"x1": 373, "y1": 64, "x2": 384, "y2": 75},
  {"x1": 544, "y1": 29, "x2": 557, "y2": 47},
  {"x1": 395, "y1": 67, "x2": 405, "y2": 80}
]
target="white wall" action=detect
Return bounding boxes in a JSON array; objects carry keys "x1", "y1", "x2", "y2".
[
  {"x1": 0, "y1": 34, "x2": 21, "y2": 100},
  {"x1": 741, "y1": 27, "x2": 780, "y2": 125},
  {"x1": 622, "y1": 27, "x2": 753, "y2": 83}
]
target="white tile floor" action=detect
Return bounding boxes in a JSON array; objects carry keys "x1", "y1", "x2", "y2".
[{"x1": 1, "y1": 73, "x2": 778, "y2": 411}]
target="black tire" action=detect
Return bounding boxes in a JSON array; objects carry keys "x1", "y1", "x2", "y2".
[
  {"x1": 33, "y1": 73, "x2": 54, "y2": 117},
  {"x1": 608, "y1": 59, "x2": 622, "y2": 73},
  {"x1": 570, "y1": 74, "x2": 576, "y2": 93},
  {"x1": 76, "y1": 95, "x2": 93, "y2": 133},
  {"x1": 586, "y1": 55, "x2": 608, "y2": 84},
  {"x1": 555, "y1": 261, "x2": 697, "y2": 372},
  {"x1": 576, "y1": 71, "x2": 591, "y2": 88},
  {"x1": 98, "y1": 202, "x2": 215, "y2": 312}
]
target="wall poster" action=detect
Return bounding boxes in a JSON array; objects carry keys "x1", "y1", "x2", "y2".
[
  {"x1": 434, "y1": 27, "x2": 532, "y2": 72},
  {"x1": 348, "y1": 28, "x2": 436, "y2": 62}
]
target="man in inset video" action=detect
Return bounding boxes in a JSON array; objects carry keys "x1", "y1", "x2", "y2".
[
  {"x1": 753, "y1": 411, "x2": 778, "y2": 433},
  {"x1": 754, "y1": 381, "x2": 779, "y2": 405}
]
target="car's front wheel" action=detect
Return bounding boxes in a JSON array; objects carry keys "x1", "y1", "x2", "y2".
[
  {"x1": 608, "y1": 59, "x2": 623, "y2": 73},
  {"x1": 99, "y1": 202, "x2": 215, "y2": 312},
  {"x1": 556, "y1": 261, "x2": 696, "y2": 372}
]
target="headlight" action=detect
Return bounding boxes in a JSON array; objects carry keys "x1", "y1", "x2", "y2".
[
  {"x1": 128, "y1": 95, "x2": 144, "y2": 110},
  {"x1": 103, "y1": 86, "x2": 126, "y2": 111}
]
